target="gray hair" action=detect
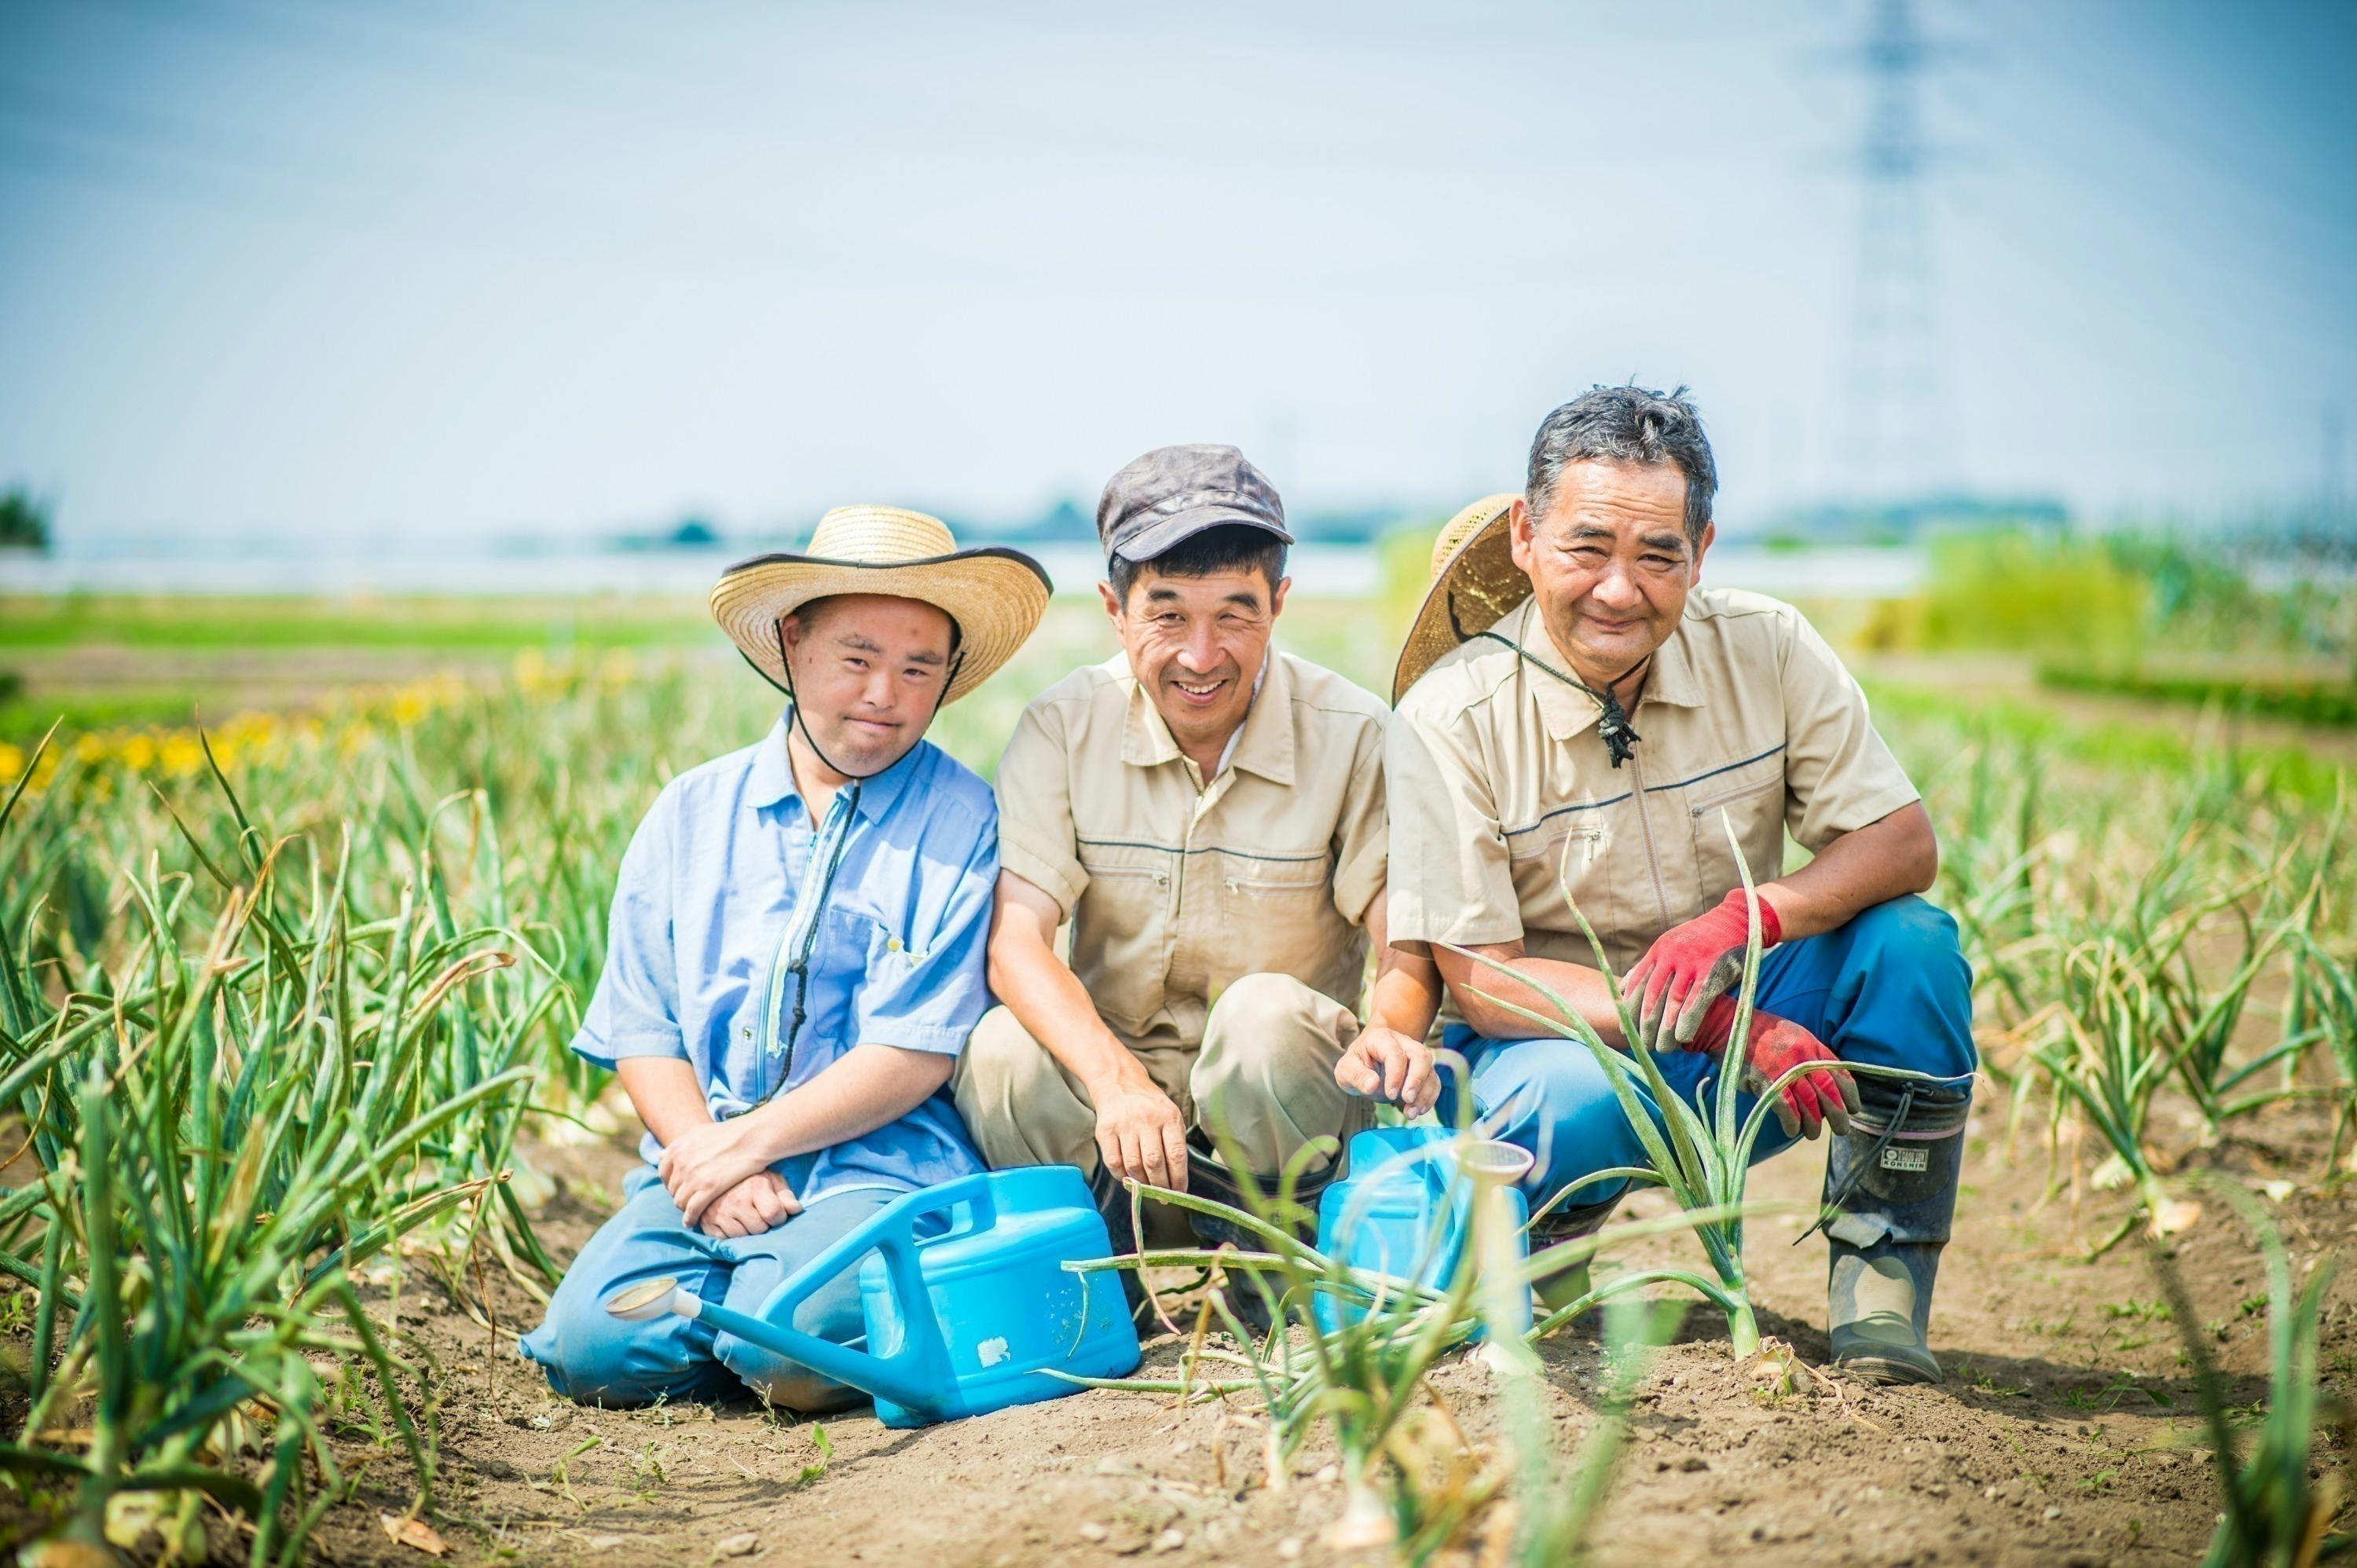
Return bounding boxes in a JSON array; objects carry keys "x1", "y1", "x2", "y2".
[{"x1": 1525, "y1": 383, "x2": 1717, "y2": 549}]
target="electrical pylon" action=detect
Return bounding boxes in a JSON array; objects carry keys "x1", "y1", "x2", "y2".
[{"x1": 1844, "y1": 0, "x2": 1962, "y2": 501}]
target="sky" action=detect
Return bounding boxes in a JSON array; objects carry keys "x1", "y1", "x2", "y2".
[{"x1": 1, "y1": 0, "x2": 2352, "y2": 551}]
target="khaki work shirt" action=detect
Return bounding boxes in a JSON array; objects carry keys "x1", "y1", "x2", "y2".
[
  {"x1": 1387, "y1": 589, "x2": 1919, "y2": 985},
  {"x1": 996, "y1": 649, "x2": 1391, "y2": 1050}
]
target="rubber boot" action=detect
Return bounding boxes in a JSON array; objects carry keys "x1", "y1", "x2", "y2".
[
  {"x1": 1530, "y1": 1193, "x2": 1623, "y2": 1317},
  {"x1": 1823, "y1": 1076, "x2": 1970, "y2": 1385},
  {"x1": 1183, "y1": 1137, "x2": 1334, "y2": 1337}
]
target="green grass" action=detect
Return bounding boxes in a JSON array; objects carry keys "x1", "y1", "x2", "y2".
[
  {"x1": 2037, "y1": 663, "x2": 2357, "y2": 729},
  {"x1": 1865, "y1": 679, "x2": 2351, "y2": 806},
  {"x1": 0, "y1": 594, "x2": 713, "y2": 652}
]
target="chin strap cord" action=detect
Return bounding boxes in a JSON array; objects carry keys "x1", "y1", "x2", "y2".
[
  {"x1": 1454, "y1": 606, "x2": 1648, "y2": 767},
  {"x1": 773, "y1": 617, "x2": 965, "y2": 783}
]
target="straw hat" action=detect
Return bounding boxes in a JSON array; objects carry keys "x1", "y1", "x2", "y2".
[
  {"x1": 709, "y1": 506, "x2": 1051, "y2": 705},
  {"x1": 1391, "y1": 493, "x2": 1527, "y2": 702}
]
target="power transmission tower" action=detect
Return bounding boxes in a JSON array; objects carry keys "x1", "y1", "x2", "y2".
[{"x1": 1842, "y1": 0, "x2": 1965, "y2": 503}]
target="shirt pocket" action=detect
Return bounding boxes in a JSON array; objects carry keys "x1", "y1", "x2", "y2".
[
  {"x1": 1684, "y1": 766, "x2": 1787, "y2": 903},
  {"x1": 1072, "y1": 843, "x2": 1174, "y2": 1034},
  {"x1": 1211, "y1": 849, "x2": 1336, "y2": 986},
  {"x1": 1509, "y1": 812, "x2": 1616, "y2": 953},
  {"x1": 771, "y1": 904, "x2": 889, "y2": 1088}
]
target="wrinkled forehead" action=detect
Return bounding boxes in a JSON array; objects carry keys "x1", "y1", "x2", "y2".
[{"x1": 1532, "y1": 460, "x2": 1691, "y2": 548}]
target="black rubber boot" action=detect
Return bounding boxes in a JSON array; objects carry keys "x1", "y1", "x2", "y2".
[
  {"x1": 1530, "y1": 1193, "x2": 1624, "y2": 1317},
  {"x1": 1822, "y1": 1076, "x2": 1970, "y2": 1385},
  {"x1": 1183, "y1": 1138, "x2": 1333, "y2": 1337}
]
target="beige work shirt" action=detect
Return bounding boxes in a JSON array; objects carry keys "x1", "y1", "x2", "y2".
[
  {"x1": 1387, "y1": 589, "x2": 1919, "y2": 983},
  {"x1": 996, "y1": 648, "x2": 1391, "y2": 1050}
]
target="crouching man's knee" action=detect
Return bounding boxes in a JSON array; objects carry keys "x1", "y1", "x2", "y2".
[
  {"x1": 953, "y1": 1006, "x2": 1098, "y2": 1171},
  {"x1": 1195, "y1": 973, "x2": 1361, "y2": 1174}
]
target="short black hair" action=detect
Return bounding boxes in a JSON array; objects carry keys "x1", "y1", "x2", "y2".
[
  {"x1": 1527, "y1": 383, "x2": 1717, "y2": 549},
  {"x1": 1107, "y1": 523, "x2": 1288, "y2": 608}
]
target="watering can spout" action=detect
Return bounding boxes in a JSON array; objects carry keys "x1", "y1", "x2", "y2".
[{"x1": 601, "y1": 1276, "x2": 931, "y2": 1412}]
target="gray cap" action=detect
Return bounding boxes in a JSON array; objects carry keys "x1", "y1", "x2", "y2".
[{"x1": 1096, "y1": 444, "x2": 1292, "y2": 566}]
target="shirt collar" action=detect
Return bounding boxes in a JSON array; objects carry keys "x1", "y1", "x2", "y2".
[
  {"x1": 1118, "y1": 650, "x2": 1292, "y2": 786},
  {"x1": 1512, "y1": 597, "x2": 1707, "y2": 745},
  {"x1": 743, "y1": 710, "x2": 922, "y2": 823},
  {"x1": 1645, "y1": 604, "x2": 1708, "y2": 709},
  {"x1": 1223, "y1": 653, "x2": 1292, "y2": 784}
]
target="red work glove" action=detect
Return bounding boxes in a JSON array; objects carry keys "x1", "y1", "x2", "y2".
[
  {"x1": 1626, "y1": 889, "x2": 1783, "y2": 1055},
  {"x1": 1685, "y1": 996, "x2": 1857, "y2": 1141}
]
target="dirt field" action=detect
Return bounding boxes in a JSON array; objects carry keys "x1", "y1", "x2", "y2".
[{"x1": 287, "y1": 1089, "x2": 2352, "y2": 1568}]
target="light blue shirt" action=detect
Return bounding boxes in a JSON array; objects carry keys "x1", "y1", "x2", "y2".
[{"x1": 574, "y1": 712, "x2": 995, "y2": 1203}]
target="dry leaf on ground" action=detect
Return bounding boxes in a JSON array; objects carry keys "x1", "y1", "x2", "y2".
[{"x1": 379, "y1": 1514, "x2": 448, "y2": 1556}]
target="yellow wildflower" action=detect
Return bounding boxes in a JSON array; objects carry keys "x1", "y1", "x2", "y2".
[{"x1": 160, "y1": 735, "x2": 206, "y2": 778}]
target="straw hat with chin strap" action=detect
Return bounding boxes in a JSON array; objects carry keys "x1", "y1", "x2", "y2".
[
  {"x1": 709, "y1": 505, "x2": 1051, "y2": 705},
  {"x1": 1391, "y1": 493, "x2": 1529, "y2": 703}
]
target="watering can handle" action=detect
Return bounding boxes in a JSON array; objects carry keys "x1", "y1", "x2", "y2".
[{"x1": 764, "y1": 1171, "x2": 1000, "y2": 1322}]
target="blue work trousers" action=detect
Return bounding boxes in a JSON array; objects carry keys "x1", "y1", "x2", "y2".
[
  {"x1": 520, "y1": 1164, "x2": 893, "y2": 1411},
  {"x1": 1442, "y1": 895, "x2": 1976, "y2": 1207}
]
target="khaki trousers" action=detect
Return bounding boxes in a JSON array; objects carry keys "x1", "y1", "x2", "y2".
[{"x1": 953, "y1": 972, "x2": 1367, "y2": 1181}]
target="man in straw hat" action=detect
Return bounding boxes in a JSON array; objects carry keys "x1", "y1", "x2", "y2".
[
  {"x1": 955, "y1": 444, "x2": 1440, "y2": 1275},
  {"x1": 520, "y1": 507, "x2": 1050, "y2": 1409},
  {"x1": 1387, "y1": 386, "x2": 1975, "y2": 1384}
]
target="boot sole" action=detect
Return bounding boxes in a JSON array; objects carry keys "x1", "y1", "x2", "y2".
[{"x1": 1832, "y1": 1350, "x2": 1941, "y2": 1386}]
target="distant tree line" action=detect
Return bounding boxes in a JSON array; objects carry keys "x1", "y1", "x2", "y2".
[{"x1": 0, "y1": 487, "x2": 49, "y2": 552}]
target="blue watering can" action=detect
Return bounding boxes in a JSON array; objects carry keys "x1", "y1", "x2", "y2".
[
  {"x1": 1314, "y1": 1127, "x2": 1533, "y2": 1335},
  {"x1": 604, "y1": 1166, "x2": 1140, "y2": 1428}
]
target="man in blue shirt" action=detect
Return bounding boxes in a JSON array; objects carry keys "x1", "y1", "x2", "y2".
[{"x1": 522, "y1": 506, "x2": 1050, "y2": 1410}]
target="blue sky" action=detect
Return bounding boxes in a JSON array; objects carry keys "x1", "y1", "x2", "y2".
[{"x1": 1, "y1": 0, "x2": 2352, "y2": 549}]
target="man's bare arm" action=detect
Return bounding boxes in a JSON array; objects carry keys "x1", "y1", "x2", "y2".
[
  {"x1": 1757, "y1": 802, "x2": 1937, "y2": 941},
  {"x1": 658, "y1": 1043, "x2": 955, "y2": 1226},
  {"x1": 987, "y1": 871, "x2": 1190, "y2": 1190},
  {"x1": 1336, "y1": 887, "x2": 1445, "y2": 1115},
  {"x1": 1436, "y1": 805, "x2": 1936, "y2": 1045},
  {"x1": 745, "y1": 1043, "x2": 955, "y2": 1158},
  {"x1": 616, "y1": 1057, "x2": 717, "y2": 1145},
  {"x1": 1432, "y1": 940, "x2": 1630, "y2": 1046}
]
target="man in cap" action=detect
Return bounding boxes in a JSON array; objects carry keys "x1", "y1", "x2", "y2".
[
  {"x1": 955, "y1": 444, "x2": 1439, "y2": 1261},
  {"x1": 521, "y1": 507, "x2": 1050, "y2": 1409},
  {"x1": 1387, "y1": 387, "x2": 1975, "y2": 1383}
]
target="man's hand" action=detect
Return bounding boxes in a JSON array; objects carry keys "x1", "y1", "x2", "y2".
[
  {"x1": 1093, "y1": 1077, "x2": 1190, "y2": 1193},
  {"x1": 1336, "y1": 1026, "x2": 1441, "y2": 1118},
  {"x1": 658, "y1": 1116, "x2": 777, "y2": 1229},
  {"x1": 695, "y1": 1171, "x2": 801, "y2": 1239},
  {"x1": 1626, "y1": 889, "x2": 1783, "y2": 1053},
  {"x1": 1686, "y1": 995, "x2": 1857, "y2": 1141}
]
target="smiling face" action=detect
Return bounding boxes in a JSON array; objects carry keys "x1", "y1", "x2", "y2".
[
  {"x1": 1101, "y1": 565, "x2": 1288, "y2": 765},
  {"x1": 1509, "y1": 459, "x2": 1712, "y2": 688},
  {"x1": 779, "y1": 592, "x2": 957, "y2": 779}
]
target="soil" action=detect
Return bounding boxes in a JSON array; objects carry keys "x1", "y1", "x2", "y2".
[{"x1": 280, "y1": 1089, "x2": 2354, "y2": 1568}]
